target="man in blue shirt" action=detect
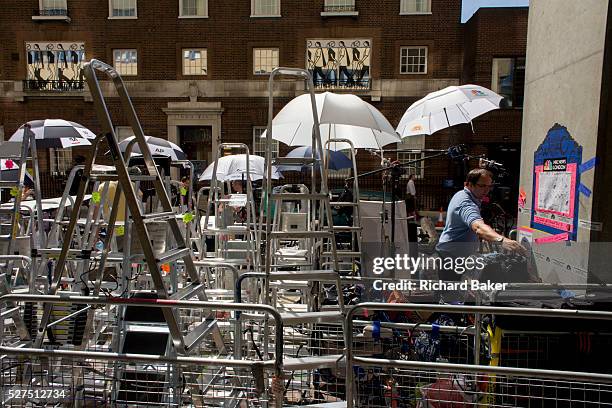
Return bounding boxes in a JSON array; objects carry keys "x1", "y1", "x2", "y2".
[{"x1": 436, "y1": 168, "x2": 524, "y2": 279}]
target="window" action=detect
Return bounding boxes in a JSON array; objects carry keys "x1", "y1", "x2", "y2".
[
  {"x1": 251, "y1": 0, "x2": 280, "y2": 17},
  {"x1": 40, "y1": 0, "x2": 67, "y2": 16},
  {"x1": 253, "y1": 48, "x2": 279, "y2": 75},
  {"x1": 253, "y1": 127, "x2": 279, "y2": 159},
  {"x1": 182, "y1": 49, "x2": 208, "y2": 75},
  {"x1": 180, "y1": 0, "x2": 208, "y2": 17},
  {"x1": 115, "y1": 126, "x2": 134, "y2": 142},
  {"x1": 49, "y1": 148, "x2": 73, "y2": 175},
  {"x1": 25, "y1": 42, "x2": 86, "y2": 91},
  {"x1": 109, "y1": 0, "x2": 136, "y2": 17},
  {"x1": 324, "y1": 0, "x2": 355, "y2": 12},
  {"x1": 400, "y1": 0, "x2": 431, "y2": 14},
  {"x1": 306, "y1": 38, "x2": 371, "y2": 89},
  {"x1": 492, "y1": 57, "x2": 525, "y2": 108},
  {"x1": 400, "y1": 46, "x2": 427, "y2": 74},
  {"x1": 113, "y1": 49, "x2": 138, "y2": 76},
  {"x1": 397, "y1": 135, "x2": 425, "y2": 178}
]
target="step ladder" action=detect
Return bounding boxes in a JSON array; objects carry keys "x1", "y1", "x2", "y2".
[
  {"x1": 35, "y1": 60, "x2": 226, "y2": 367},
  {"x1": 259, "y1": 68, "x2": 347, "y2": 385},
  {"x1": 0, "y1": 133, "x2": 45, "y2": 260},
  {"x1": 0, "y1": 272, "x2": 33, "y2": 350},
  {"x1": 322, "y1": 138, "x2": 362, "y2": 276},
  {"x1": 201, "y1": 143, "x2": 260, "y2": 274}
]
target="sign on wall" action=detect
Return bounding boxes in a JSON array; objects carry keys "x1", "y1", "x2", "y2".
[{"x1": 531, "y1": 124, "x2": 582, "y2": 240}]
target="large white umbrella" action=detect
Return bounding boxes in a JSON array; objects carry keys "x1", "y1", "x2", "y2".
[
  {"x1": 396, "y1": 85, "x2": 504, "y2": 138},
  {"x1": 199, "y1": 154, "x2": 282, "y2": 181},
  {"x1": 9, "y1": 119, "x2": 96, "y2": 148},
  {"x1": 262, "y1": 92, "x2": 400, "y2": 151}
]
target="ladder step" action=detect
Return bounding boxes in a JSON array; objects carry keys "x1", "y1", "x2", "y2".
[
  {"x1": 322, "y1": 251, "x2": 362, "y2": 258},
  {"x1": 141, "y1": 211, "x2": 176, "y2": 221},
  {"x1": 331, "y1": 202, "x2": 359, "y2": 207},
  {"x1": 130, "y1": 175, "x2": 158, "y2": 182},
  {"x1": 0, "y1": 306, "x2": 20, "y2": 319},
  {"x1": 0, "y1": 181, "x2": 17, "y2": 187},
  {"x1": 203, "y1": 226, "x2": 248, "y2": 234},
  {"x1": 184, "y1": 319, "x2": 219, "y2": 352},
  {"x1": 283, "y1": 354, "x2": 344, "y2": 371},
  {"x1": 273, "y1": 157, "x2": 317, "y2": 166},
  {"x1": 270, "y1": 231, "x2": 333, "y2": 239},
  {"x1": 89, "y1": 174, "x2": 118, "y2": 182},
  {"x1": 170, "y1": 282, "x2": 206, "y2": 300},
  {"x1": 156, "y1": 247, "x2": 191, "y2": 264},
  {"x1": 271, "y1": 193, "x2": 329, "y2": 200},
  {"x1": 332, "y1": 226, "x2": 362, "y2": 231},
  {"x1": 280, "y1": 311, "x2": 343, "y2": 324},
  {"x1": 269, "y1": 270, "x2": 339, "y2": 281}
]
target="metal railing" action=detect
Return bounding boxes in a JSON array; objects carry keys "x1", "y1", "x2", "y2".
[
  {"x1": 32, "y1": 8, "x2": 69, "y2": 16},
  {"x1": 323, "y1": 4, "x2": 356, "y2": 12}
]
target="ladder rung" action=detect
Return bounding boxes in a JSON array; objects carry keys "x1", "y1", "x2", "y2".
[
  {"x1": 170, "y1": 282, "x2": 206, "y2": 300},
  {"x1": 141, "y1": 211, "x2": 176, "y2": 221},
  {"x1": 184, "y1": 319, "x2": 218, "y2": 352},
  {"x1": 156, "y1": 247, "x2": 191, "y2": 264},
  {"x1": 332, "y1": 226, "x2": 362, "y2": 231},
  {"x1": 271, "y1": 193, "x2": 328, "y2": 200},
  {"x1": 202, "y1": 226, "x2": 248, "y2": 234},
  {"x1": 273, "y1": 157, "x2": 317, "y2": 165},
  {"x1": 130, "y1": 175, "x2": 158, "y2": 182},
  {"x1": 0, "y1": 181, "x2": 17, "y2": 187},
  {"x1": 270, "y1": 231, "x2": 333, "y2": 239},
  {"x1": 0, "y1": 306, "x2": 20, "y2": 319},
  {"x1": 331, "y1": 202, "x2": 359, "y2": 206},
  {"x1": 268, "y1": 270, "x2": 339, "y2": 281},
  {"x1": 322, "y1": 251, "x2": 361, "y2": 258},
  {"x1": 89, "y1": 174, "x2": 118, "y2": 181}
]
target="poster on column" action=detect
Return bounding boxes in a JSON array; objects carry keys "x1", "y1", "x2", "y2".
[{"x1": 531, "y1": 124, "x2": 581, "y2": 241}]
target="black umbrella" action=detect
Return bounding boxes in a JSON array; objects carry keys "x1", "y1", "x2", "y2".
[{"x1": 9, "y1": 119, "x2": 96, "y2": 148}]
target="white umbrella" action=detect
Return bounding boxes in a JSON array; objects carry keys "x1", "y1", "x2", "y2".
[
  {"x1": 199, "y1": 154, "x2": 282, "y2": 181},
  {"x1": 9, "y1": 119, "x2": 96, "y2": 148},
  {"x1": 118, "y1": 136, "x2": 187, "y2": 160},
  {"x1": 262, "y1": 92, "x2": 400, "y2": 151},
  {"x1": 396, "y1": 85, "x2": 504, "y2": 138}
]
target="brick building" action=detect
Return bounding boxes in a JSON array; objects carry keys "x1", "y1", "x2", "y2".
[{"x1": 0, "y1": 0, "x2": 527, "y2": 209}]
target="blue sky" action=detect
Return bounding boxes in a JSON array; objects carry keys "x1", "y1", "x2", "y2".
[{"x1": 462, "y1": 0, "x2": 530, "y2": 22}]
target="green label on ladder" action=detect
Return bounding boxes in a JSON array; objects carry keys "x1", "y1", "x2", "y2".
[
  {"x1": 92, "y1": 192, "x2": 101, "y2": 204},
  {"x1": 116, "y1": 225, "x2": 125, "y2": 236},
  {"x1": 182, "y1": 212, "x2": 194, "y2": 224},
  {"x1": 10, "y1": 187, "x2": 19, "y2": 197},
  {"x1": 180, "y1": 187, "x2": 187, "y2": 196}
]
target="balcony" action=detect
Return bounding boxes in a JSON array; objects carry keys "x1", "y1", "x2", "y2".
[
  {"x1": 321, "y1": 4, "x2": 358, "y2": 17},
  {"x1": 23, "y1": 79, "x2": 84, "y2": 92},
  {"x1": 32, "y1": 8, "x2": 71, "y2": 22}
]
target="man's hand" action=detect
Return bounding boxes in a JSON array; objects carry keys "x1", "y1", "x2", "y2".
[{"x1": 501, "y1": 238, "x2": 527, "y2": 255}]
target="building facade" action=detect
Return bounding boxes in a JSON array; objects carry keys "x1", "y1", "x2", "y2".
[{"x1": 0, "y1": 0, "x2": 527, "y2": 209}]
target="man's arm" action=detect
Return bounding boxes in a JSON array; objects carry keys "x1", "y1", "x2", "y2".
[{"x1": 472, "y1": 219, "x2": 526, "y2": 253}]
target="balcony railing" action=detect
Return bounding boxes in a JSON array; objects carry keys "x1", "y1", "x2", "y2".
[
  {"x1": 23, "y1": 79, "x2": 84, "y2": 92},
  {"x1": 32, "y1": 8, "x2": 70, "y2": 21},
  {"x1": 323, "y1": 4, "x2": 356, "y2": 12}
]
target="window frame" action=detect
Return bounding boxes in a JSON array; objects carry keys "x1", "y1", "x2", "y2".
[
  {"x1": 179, "y1": 0, "x2": 208, "y2": 18},
  {"x1": 253, "y1": 127, "x2": 279, "y2": 159},
  {"x1": 112, "y1": 49, "x2": 138, "y2": 76},
  {"x1": 182, "y1": 48, "x2": 208, "y2": 76},
  {"x1": 399, "y1": 46, "x2": 428, "y2": 75},
  {"x1": 396, "y1": 135, "x2": 425, "y2": 178},
  {"x1": 491, "y1": 56, "x2": 525, "y2": 109},
  {"x1": 251, "y1": 0, "x2": 281, "y2": 18},
  {"x1": 253, "y1": 47, "x2": 279, "y2": 76},
  {"x1": 399, "y1": 0, "x2": 432, "y2": 15},
  {"x1": 108, "y1": 0, "x2": 137, "y2": 19}
]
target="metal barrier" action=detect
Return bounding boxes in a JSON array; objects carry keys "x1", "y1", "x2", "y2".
[
  {"x1": 345, "y1": 302, "x2": 612, "y2": 408},
  {"x1": 0, "y1": 294, "x2": 285, "y2": 407}
]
